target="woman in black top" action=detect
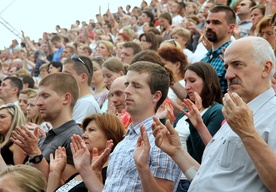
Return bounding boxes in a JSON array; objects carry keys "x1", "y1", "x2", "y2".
[
  {"x1": 47, "y1": 113, "x2": 125, "y2": 192},
  {"x1": 0, "y1": 103, "x2": 26, "y2": 168}
]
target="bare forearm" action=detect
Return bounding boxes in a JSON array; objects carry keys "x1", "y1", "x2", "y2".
[
  {"x1": 33, "y1": 158, "x2": 50, "y2": 180},
  {"x1": 172, "y1": 147, "x2": 200, "y2": 174},
  {"x1": 46, "y1": 39, "x2": 54, "y2": 54},
  {"x1": 24, "y1": 37, "x2": 37, "y2": 52},
  {"x1": 47, "y1": 171, "x2": 62, "y2": 192},
  {"x1": 196, "y1": 123, "x2": 213, "y2": 145},
  {"x1": 170, "y1": 82, "x2": 187, "y2": 101},
  {"x1": 79, "y1": 167, "x2": 104, "y2": 192},
  {"x1": 137, "y1": 166, "x2": 168, "y2": 192},
  {"x1": 24, "y1": 59, "x2": 36, "y2": 68},
  {"x1": 241, "y1": 131, "x2": 276, "y2": 190}
]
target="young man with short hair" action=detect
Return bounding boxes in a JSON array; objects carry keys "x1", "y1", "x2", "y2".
[
  {"x1": 63, "y1": 55, "x2": 101, "y2": 125},
  {"x1": 72, "y1": 61, "x2": 181, "y2": 191},
  {"x1": 11, "y1": 73, "x2": 83, "y2": 182},
  {"x1": 0, "y1": 76, "x2": 23, "y2": 104},
  {"x1": 120, "y1": 42, "x2": 142, "y2": 64},
  {"x1": 201, "y1": 5, "x2": 236, "y2": 93}
]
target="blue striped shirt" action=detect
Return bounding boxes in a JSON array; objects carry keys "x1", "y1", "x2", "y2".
[
  {"x1": 103, "y1": 116, "x2": 181, "y2": 192},
  {"x1": 201, "y1": 41, "x2": 231, "y2": 93}
]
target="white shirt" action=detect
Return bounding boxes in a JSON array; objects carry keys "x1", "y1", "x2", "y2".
[
  {"x1": 189, "y1": 88, "x2": 276, "y2": 192},
  {"x1": 168, "y1": 80, "x2": 185, "y2": 103},
  {"x1": 172, "y1": 15, "x2": 183, "y2": 24}
]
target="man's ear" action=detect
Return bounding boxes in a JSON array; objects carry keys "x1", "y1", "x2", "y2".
[
  {"x1": 80, "y1": 73, "x2": 87, "y2": 82},
  {"x1": 153, "y1": 90, "x2": 162, "y2": 103},
  {"x1": 262, "y1": 61, "x2": 273, "y2": 79},
  {"x1": 12, "y1": 87, "x2": 19, "y2": 95},
  {"x1": 63, "y1": 92, "x2": 71, "y2": 105}
]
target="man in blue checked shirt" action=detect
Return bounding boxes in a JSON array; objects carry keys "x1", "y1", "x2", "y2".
[{"x1": 201, "y1": 5, "x2": 236, "y2": 94}]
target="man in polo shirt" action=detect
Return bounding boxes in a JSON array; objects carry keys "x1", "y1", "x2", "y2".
[{"x1": 11, "y1": 73, "x2": 83, "y2": 182}]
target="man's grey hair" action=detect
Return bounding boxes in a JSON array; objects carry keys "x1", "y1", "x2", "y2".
[{"x1": 252, "y1": 37, "x2": 275, "y2": 78}]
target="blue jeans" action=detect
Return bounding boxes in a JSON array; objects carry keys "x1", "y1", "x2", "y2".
[{"x1": 176, "y1": 179, "x2": 190, "y2": 192}]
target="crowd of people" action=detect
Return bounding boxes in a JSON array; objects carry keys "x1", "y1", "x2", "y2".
[{"x1": 0, "y1": 0, "x2": 276, "y2": 191}]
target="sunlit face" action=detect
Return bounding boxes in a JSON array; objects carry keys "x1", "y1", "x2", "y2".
[
  {"x1": 124, "y1": 71, "x2": 155, "y2": 115},
  {"x1": 203, "y1": 3, "x2": 214, "y2": 17},
  {"x1": 236, "y1": 0, "x2": 251, "y2": 16},
  {"x1": 171, "y1": 2, "x2": 180, "y2": 14},
  {"x1": 36, "y1": 86, "x2": 64, "y2": 122},
  {"x1": 8, "y1": 67, "x2": 17, "y2": 76},
  {"x1": 110, "y1": 77, "x2": 126, "y2": 113},
  {"x1": 27, "y1": 97, "x2": 39, "y2": 120},
  {"x1": 205, "y1": 12, "x2": 233, "y2": 43},
  {"x1": 172, "y1": 34, "x2": 187, "y2": 48},
  {"x1": 19, "y1": 93, "x2": 28, "y2": 116},
  {"x1": 52, "y1": 40, "x2": 62, "y2": 49},
  {"x1": 258, "y1": 26, "x2": 275, "y2": 49},
  {"x1": 48, "y1": 64, "x2": 61, "y2": 74},
  {"x1": 115, "y1": 44, "x2": 124, "y2": 58},
  {"x1": 0, "y1": 108, "x2": 12, "y2": 137},
  {"x1": 159, "y1": 17, "x2": 170, "y2": 28},
  {"x1": 92, "y1": 61, "x2": 104, "y2": 87},
  {"x1": 178, "y1": 19, "x2": 186, "y2": 29},
  {"x1": 140, "y1": 36, "x2": 152, "y2": 50},
  {"x1": 143, "y1": 22, "x2": 151, "y2": 33},
  {"x1": 102, "y1": 67, "x2": 122, "y2": 89},
  {"x1": 120, "y1": 47, "x2": 134, "y2": 64},
  {"x1": 0, "y1": 79, "x2": 15, "y2": 101},
  {"x1": 82, "y1": 120, "x2": 107, "y2": 155},
  {"x1": 184, "y1": 70, "x2": 204, "y2": 102},
  {"x1": 186, "y1": 4, "x2": 196, "y2": 15},
  {"x1": 0, "y1": 174, "x2": 23, "y2": 192},
  {"x1": 224, "y1": 40, "x2": 266, "y2": 103},
  {"x1": 63, "y1": 47, "x2": 73, "y2": 59},
  {"x1": 250, "y1": 8, "x2": 264, "y2": 26},
  {"x1": 140, "y1": 13, "x2": 150, "y2": 24},
  {"x1": 40, "y1": 69, "x2": 49, "y2": 78},
  {"x1": 96, "y1": 43, "x2": 111, "y2": 59},
  {"x1": 116, "y1": 35, "x2": 124, "y2": 43}
]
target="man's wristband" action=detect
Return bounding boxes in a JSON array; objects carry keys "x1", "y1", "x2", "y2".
[
  {"x1": 185, "y1": 166, "x2": 198, "y2": 181},
  {"x1": 29, "y1": 154, "x2": 43, "y2": 164}
]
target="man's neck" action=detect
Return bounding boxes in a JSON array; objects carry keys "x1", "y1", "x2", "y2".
[
  {"x1": 238, "y1": 14, "x2": 251, "y2": 22},
  {"x1": 4, "y1": 97, "x2": 17, "y2": 104},
  {"x1": 130, "y1": 111, "x2": 155, "y2": 127},
  {"x1": 212, "y1": 36, "x2": 231, "y2": 50},
  {"x1": 172, "y1": 12, "x2": 179, "y2": 17},
  {"x1": 51, "y1": 113, "x2": 73, "y2": 128},
  {"x1": 79, "y1": 85, "x2": 93, "y2": 98}
]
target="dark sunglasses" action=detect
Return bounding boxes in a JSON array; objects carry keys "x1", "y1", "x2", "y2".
[
  {"x1": 70, "y1": 55, "x2": 91, "y2": 73},
  {"x1": 1, "y1": 103, "x2": 16, "y2": 109}
]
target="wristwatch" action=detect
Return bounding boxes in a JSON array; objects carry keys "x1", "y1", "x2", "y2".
[{"x1": 29, "y1": 154, "x2": 43, "y2": 164}]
